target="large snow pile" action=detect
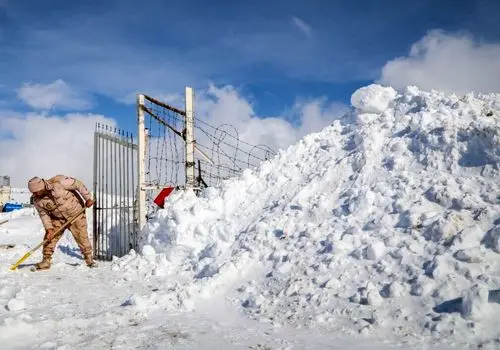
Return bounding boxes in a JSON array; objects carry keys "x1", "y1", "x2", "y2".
[{"x1": 117, "y1": 84, "x2": 500, "y2": 348}]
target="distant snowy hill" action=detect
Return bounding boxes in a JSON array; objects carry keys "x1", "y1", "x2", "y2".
[{"x1": 121, "y1": 84, "x2": 500, "y2": 348}]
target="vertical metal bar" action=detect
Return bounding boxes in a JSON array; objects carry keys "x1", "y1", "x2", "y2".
[
  {"x1": 110, "y1": 128, "x2": 114, "y2": 261},
  {"x1": 123, "y1": 132, "x2": 126, "y2": 256},
  {"x1": 105, "y1": 126, "x2": 110, "y2": 260},
  {"x1": 99, "y1": 131, "x2": 104, "y2": 260},
  {"x1": 109, "y1": 128, "x2": 114, "y2": 261},
  {"x1": 93, "y1": 125, "x2": 99, "y2": 259},
  {"x1": 100, "y1": 133, "x2": 104, "y2": 259},
  {"x1": 125, "y1": 133, "x2": 130, "y2": 253},
  {"x1": 118, "y1": 130, "x2": 122, "y2": 257},
  {"x1": 130, "y1": 137, "x2": 134, "y2": 251},
  {"x1": 123, "y1": 133, "x2": 130, "y2": 253},
  {"x1": 101, "y1": 133, "x2": 105, "y2": 259},
  {"x1": 120, "y1": 130, "x2": 125, "y2": 256},
  {"x1": 118, "y1": 131, "x2": 123, "y2": 257},
  {"x1": 113, "y1": 128, "x2": 118, "y2": 260}
]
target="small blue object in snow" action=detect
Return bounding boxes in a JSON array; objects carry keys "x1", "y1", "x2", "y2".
[{"x1": 2, "y1": 203, "x2": 23, "y2": 212}]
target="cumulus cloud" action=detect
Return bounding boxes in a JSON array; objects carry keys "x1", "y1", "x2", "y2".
[
  {"x1": 196, "y1": 84, "x2": 347, "y2": 152},
  {"x1": 196, "y1": 85, "x2": 295, "y2": 156},
  {"x1": 379, "y1": 30, "x2": 500, "y2": 94},
  {"x1": 0, "y1": 112, "x2": 116, "y2": 187},
  {"x1": 191, "y1": 84, "x2": 348, "y2": 187},
  {"x1": 17, "y1": 79, "x2": 92, "y2": 110},
  {"x1": 2, "y1": 84, "x2": 347, "y2": 190},
  {"x1": 291, "y1": 16, "x2": 312, "y2": 37},
  {"x1": 140, "y1": 84, "x2": 348, "y2": 188}
]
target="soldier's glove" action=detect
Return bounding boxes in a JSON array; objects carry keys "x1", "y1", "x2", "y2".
[
  {"x1": 85, "y1": 199, "x2": 95, "y2": 208},
  {"x1": 45, "y1": 228, "x2": 55, "y2": 241}
]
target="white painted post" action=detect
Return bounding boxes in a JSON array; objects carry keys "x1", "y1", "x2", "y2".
[
  {"x1": 137, "y1": 94, "x2": 147, "y2": 230},
  {"x1": 184, "y1": 87, "x2": 196, "y2": 190}
]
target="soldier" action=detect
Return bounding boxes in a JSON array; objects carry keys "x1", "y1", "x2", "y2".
[{"x1": 28, "y1": 175, "x2": 96, "y2": 270}]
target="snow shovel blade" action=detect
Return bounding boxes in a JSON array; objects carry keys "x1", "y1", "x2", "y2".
[
  {"x1": 9, "y1": 252, "x2": 33, "y2": 270},
  {"x1": 9, "y1": 239, "x2": 45, "y2": 270},
  {"x1": 9, "y1": 207, "x2": 86, "y2": 271}
]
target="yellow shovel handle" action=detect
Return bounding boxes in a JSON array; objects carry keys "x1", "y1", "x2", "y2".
[{"x1": 9, "y1": 206, "x2": 87, "y2": 270}]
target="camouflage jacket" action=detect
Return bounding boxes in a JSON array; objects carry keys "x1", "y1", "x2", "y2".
[{"x1": 32, "y1": 175, "x2": 92, "y2": 230}]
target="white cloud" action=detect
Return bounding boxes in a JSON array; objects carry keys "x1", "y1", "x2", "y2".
[
  {"x1": 196, "y1": 85, "x2": 296, "y2": 156},
  {"x1": 292, "y1": 97, "x2": 349, "y2": 137},
  {"x1": 194, "y1": 84, "x2": 347, "y2": 164},
  {"x1": 17, "y1": 79, "x2": 92, "y2": 110},
  {"x1": 2, "y1": 84, "x2": 347, "y2": 191},
  {"x1": 0, "y1": 112, "x2": 116, "y2": 187},
  {"x1": 379, "y1": 30, "x2": 500, "y2": 94},
  {"x1": 139, "y1": 84, "x2": 348, "y2": 188},
  {"x1": 291, "y1": 16, "x2": 312, "y2": 37}
]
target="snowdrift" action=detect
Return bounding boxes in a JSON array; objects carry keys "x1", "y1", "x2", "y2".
[{"x1": 117, "y1": 84, "x2": 500, "y2": 347}]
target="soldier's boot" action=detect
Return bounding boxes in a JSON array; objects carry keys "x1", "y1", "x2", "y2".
[
  {"x1": 84, "y1": 253, "x2": 97, "y2": 268},
  {"x1": 35, "y1": 256, "x2": 51, "y2": 270}
]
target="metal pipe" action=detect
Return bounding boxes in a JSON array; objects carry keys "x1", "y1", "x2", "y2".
[
  {"x1": 123, "y1": 131, "x2": 127, "y2": 255},
  {"x1": 99, "y1": 131, "x2": 103, "y2": 259},
  {"x1": 118, "y1": 130, "x2": 122, "y2": 256},
  {"x1": 105, "y1": 125, "x2": 110, "y2": 260},
  {"x1": 101, "y1": 127, "x2": 105, "y2": 260},
  {"x1": 93, "y1": 125, "x2": 99, "y2": 259},
  {"x1": 120, "y1": 130, "x2": 124, "y2": 256},
  {"x1": 121, "y1": 131, "x2": 126, "y2": 256},
  {"x1": 125, "y1": 132, "x2": 130, "y2": 253},
  {"x1": 113, "y1": 128, "x2": 118, "y2": 261},
  {"x1": 127, "y1": 134, "x2": 131, "y2": 252}
]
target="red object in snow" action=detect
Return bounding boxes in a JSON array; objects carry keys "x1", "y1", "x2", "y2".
[{"x1": 153, "y1": 187, "x2": 175, "y2": 208}]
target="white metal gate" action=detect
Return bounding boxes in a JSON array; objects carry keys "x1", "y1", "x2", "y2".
[{"x1": 92, "y1": 124, "x2": 138, "y2": 260}]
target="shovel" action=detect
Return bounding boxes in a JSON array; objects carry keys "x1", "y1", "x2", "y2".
[{"x1": 9, "y1": 206, "x2": 87, "y2": 271}]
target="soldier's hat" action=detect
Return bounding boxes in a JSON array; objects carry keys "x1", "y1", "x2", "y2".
[{"x1": 27, "y1": 177, "x2": 45, "y2": 193}]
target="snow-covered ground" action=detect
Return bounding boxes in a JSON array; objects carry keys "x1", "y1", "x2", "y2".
[
  {"x1": 0, "y1": 210, "x2": 398, "y2": 349},
  {"x1": 1, "y1": 84, "x2": 500, "y2": 349}
]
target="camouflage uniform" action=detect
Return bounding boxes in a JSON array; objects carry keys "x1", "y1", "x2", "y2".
[{"x1": 28, "y1": 175, "x2": 95, "y2": 270}]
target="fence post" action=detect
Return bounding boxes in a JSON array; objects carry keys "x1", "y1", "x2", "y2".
[
  {"x1": 137, "y1": 94, "x2": 147, "y2": 231},
  {"x1": 185, "y1": 86, "x2": 196, "y2": 190}
]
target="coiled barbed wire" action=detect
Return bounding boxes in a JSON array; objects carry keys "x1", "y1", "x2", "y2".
[{"x1": 141, "y1": 94, "x2": 276, "y2": 189}]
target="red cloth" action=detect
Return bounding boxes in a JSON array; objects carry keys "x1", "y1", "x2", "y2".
[{"x1": 153, "y1": 187, "x2": 175, "y2": 208}]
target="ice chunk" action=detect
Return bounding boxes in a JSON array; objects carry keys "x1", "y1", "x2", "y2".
[
  {"x1": 366, "y1": 241, "x2": 386, "y2": 260},
  {"x1": 6, "y1": 297, "x2": 25, "y2": 312},
  {"x1": 461, "y1": 284, "x2": 489, "y2": 320},
  {"x1": 351, "y1": 84, "x2": 397, "y2": 114}
]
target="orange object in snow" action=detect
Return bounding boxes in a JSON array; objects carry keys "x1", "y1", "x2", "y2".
[{"x1": 153, "y1": 187, "x2": 175, "y2": 208}]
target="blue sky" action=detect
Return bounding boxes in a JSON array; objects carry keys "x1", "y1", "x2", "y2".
[
  {"x1": 1, "y1": 0, "x2": 500, "y2": 131},
  {"x1": 1, "y1": 0, "x2": 500, "y2": 186}
]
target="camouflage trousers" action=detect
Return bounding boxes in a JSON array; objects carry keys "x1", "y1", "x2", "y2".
[{"x1": 43, "y1": 215, "x2": 93, "y2": 263}]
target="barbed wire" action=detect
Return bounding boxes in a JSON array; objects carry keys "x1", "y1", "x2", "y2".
[
  {"x1": 142, "y1": 98, "x2": 185, "y2": 212},
  {"x1": 142, "y1": 94, "x2": 277, "y2": 189}
]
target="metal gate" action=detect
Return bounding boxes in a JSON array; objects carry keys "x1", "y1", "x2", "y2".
[{"x1": 92, "y1": 123, "x2": 138, "y2": 260}]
